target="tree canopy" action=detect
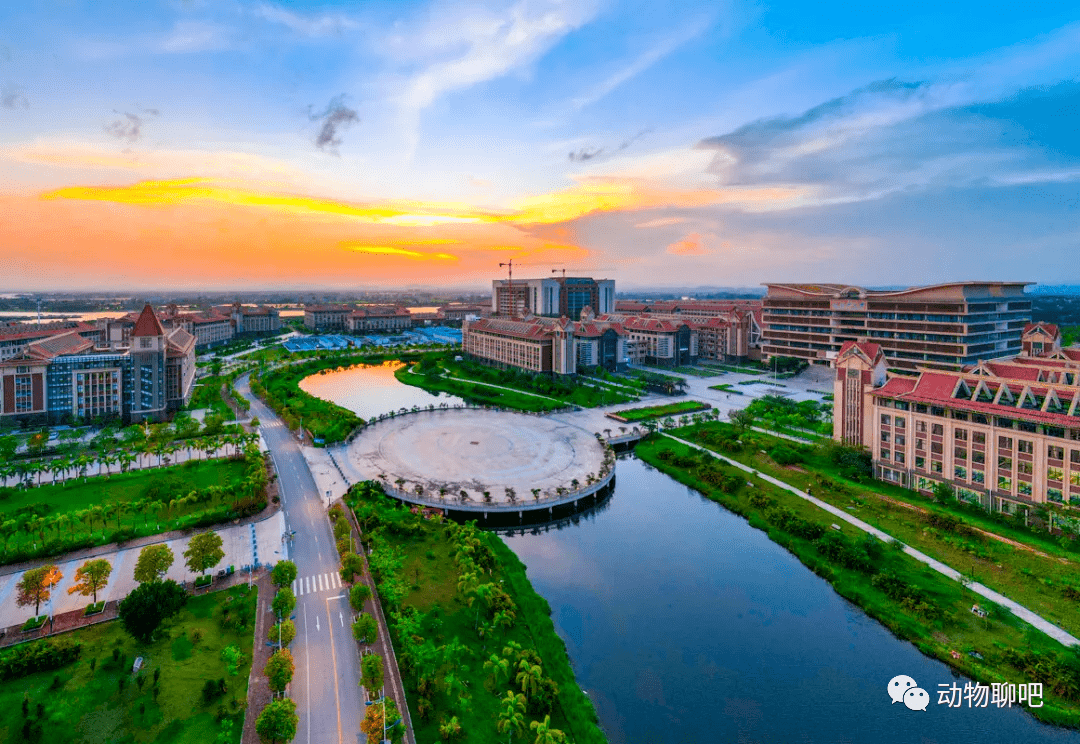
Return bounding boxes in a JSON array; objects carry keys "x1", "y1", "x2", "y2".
[
  {"x1": 271, "y1": 560, "x2": 297, "y2": 589},
  {"x1": 16, "y1": 564, "x2": 63, "y2": 616},
  {"x1": 265, "y1": 649, "x2": 295, "y2": 694},
  {"x1": 133, "y1": 544, "x2": 174, "y2": 584},
  {"x1": 67, "y1": 558, "x2": 112, "y2": 604},
  {"x1": 184, "y1": 531, "x2": 225, "y2": 576},
  {"x1": 255, "y1": 698, "x2": 298, "y2": 744},
  {"x1": 118, "y1": 579, "x2": 188, "y2": 643}
]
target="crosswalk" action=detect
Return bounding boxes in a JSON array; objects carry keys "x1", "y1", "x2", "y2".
[{"x1": 292, "y1": 572, "x2": 342, "y2": 597}]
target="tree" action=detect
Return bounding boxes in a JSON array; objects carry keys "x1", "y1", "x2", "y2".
[
  {"x1": 516, "y1": 661, "x2": 543, "y2": 699},
  {"x1": 349, "y1": 583, "x2": 372, "y2": 612},
  {"x1": 271, "y1": 560, "x2": 298, "y2": 589},
  {"x1": 497, "y1": 691, "x2": 527, "y2": 743},
  {"x1": 265, "y1": 649, "x2": 295, "y2": 694},
  {"x1": 361, "y1": 653, "x2": 384, "y2": 697},
  {"x1": 268, "y1": 620, "x2": 296, "y2": 647},
  {"x1": 352, "y1": 613, "x2": 378, "y2": 644},
  {"x1": 438, "y1": 716, "x2": 462, "y2": 741},
  {"x1": 529, "y1": 715, "x2": 567, "y2": 744},
  {"x1": 255, "y1": 698, "x2": 298, "y2": 744},
  {"x1": 118, "y1": 579, "x2": 188, "y2": 643},
  {"x1": 272, "y1": 588, "x2": 296, "y2": 619},
  {"x1": 221, "y1": 645, "x2": 243, "y2": 676},
  {"x1": 484, "y1": 654, "x2": 510, "y2": 686},
  {"x1": 67, "y1": 558, "x2": 112, "y2": 604},
  {"x1": 184, "y1": 531, "x2": 225, "y2": 576},
  {"x1": 133, "y1": 544, "x2": 174, "y2": 583},
  {"x1": 932, "y1": 480, "x2": 956, "y2": 503},
  {"x1": 361, "y1": 697, "x2": 403, "y2": 744},
  {"x1": 728, "y1": 408, "x2": 755, "y2": 432},
  {"x1": 16, "y1": 565, "x2": 63, "y2": 617}
]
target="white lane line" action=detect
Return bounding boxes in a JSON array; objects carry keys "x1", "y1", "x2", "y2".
[
  {"x1": 318, "y1": 574, "x2": 326, "y2": 592},
  {"x1": 291, "y1": 579, "x2": 297, "y2": 595},
  {"x1": 304, "y1": 604, "x2": 311, "y2": 744}
]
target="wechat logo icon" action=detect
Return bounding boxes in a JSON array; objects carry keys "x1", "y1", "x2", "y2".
[{"x1": 888, "y1": 675, "x2": 929, "y2": 711}]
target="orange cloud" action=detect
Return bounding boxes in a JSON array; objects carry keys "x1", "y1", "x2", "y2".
[
  {"x1": 666, "y1": 232, "x2": 709, "y2": 256},
  {"x1": 344, "y1": 244, "x2": 458, "y2": 260},
  {"x1": 636, "y1": 216, "x2": 687, "y2": 228}
]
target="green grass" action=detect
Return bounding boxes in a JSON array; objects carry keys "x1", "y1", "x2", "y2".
[
  {"x1": 708, "y1": 383, "x2": 743, "y2": 395},
  {"x1": 611, "y1": 400, "x2": 711, "y2": 421},
  {"x1": 395, "y1": 365, "x2": 563, "y2": 413},
  {"x1": 656, "y1": 366, "x2": 721, "y2": 378},
  {"x1": 0, "y1": 585, "x2": 257, "y2": 744},
  {"x1": 635, "y1": 435, "x2": 1080, "y2": 728},
  {"x1": 252, "y1": 360, "x2": 367, "y2": 443},
  {"x1": 704, "y1": 363, "x2": 764, "y2": 374},
  {"x1": 671, "y1": 421, "x2": 1080, "y2": 643},
  {"x1": 0, "y1": 455, "x2": 264, "y2": 566},
  {"x1": 348, "y1": 487, "x2": 606, "y2": 744},
  {"x1": 186, "y1": 376, "x2": 235, "y2": 420}
]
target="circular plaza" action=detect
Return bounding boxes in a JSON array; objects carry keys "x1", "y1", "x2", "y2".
[{"x1": 344, "y1": 408, "x2": 610, "y2": 511}]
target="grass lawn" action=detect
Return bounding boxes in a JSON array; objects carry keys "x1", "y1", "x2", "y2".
[
  {"x1": 704, "y1": 363, "x2": 764, "y2": 375},
  {"x1": 636, "y1": 435, "x2": 1080, "y2": 728},
  {"x1": 0, "y1": 457, "x2": 261, "y2": 566},
  {"x1": 252, "y1": 359, "x2": 367, "y2": 443},
  {"x1": 395, "y1": 365, "x2": 563, "y2": 412},
  {"x1": 434, "y1": 357, "x2": 636, "y2": 409},
  {"x1": 709, "y1": 383, "x2": 743, "y2": 395},
  {"x1": 611, "y1": 400, "x2": 711, "y2": 421},
  {"x1": 186, "y1": 376, "x2": 235, "y2": 420},
  {"x1": 659, "y1": 366, "x2": 721, "y2": 378},
  {"x1": 0, "y1": 585, "x2": 257, "y2": 744},
  {"x1": 671, "y1": 421, "x2": 1080, "y2": 641},
  {"x1": 348, "y1": 487, "x2": 605, "y2": 744}
]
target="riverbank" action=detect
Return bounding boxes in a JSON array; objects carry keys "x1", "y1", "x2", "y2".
[
  {"x1": 346, "y1": 482, "x2": 607, "y2": 744},
  {"x1": 635, "y1": 435, "x2": 1080, "y2": 728}
]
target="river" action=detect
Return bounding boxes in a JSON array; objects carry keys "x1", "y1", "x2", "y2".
[{"x1": 307, "y1": 364, "x2": 1080, "y2": 743}]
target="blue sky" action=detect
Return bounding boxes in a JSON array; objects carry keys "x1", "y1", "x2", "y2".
[{"x1": 0, "y1": 0, "x2": 1077, "y2": 290}]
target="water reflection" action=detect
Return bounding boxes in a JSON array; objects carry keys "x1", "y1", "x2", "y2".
[{"x1": 298, "y1": 361, "x2": 465, "y2": 420}]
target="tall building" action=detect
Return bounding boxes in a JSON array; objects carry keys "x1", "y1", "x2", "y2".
[
  {"x1": 0, "y1": 305, "x2": 195, "y2": 426},
  {"x1": 463, "y1": 313, "x2": 630, "y2": 375},
  {"x1": 491, "y1": 277, "x2": 615, "y2": 319},
  {"x1": 834, "y1": 325, "x2": 1080, "y2": 513},
  {"x1": 762, "y1": 282, "x2": 1032, "y2": 372}
]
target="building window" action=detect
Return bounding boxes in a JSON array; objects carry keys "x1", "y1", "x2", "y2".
[
  {"x1": 931, "y1": 461, "x2": 943, "y2": 473},
  {"x1": 954, "y1": 447, "x2": 967, "y2": 460},
  {"x1": 894, "y1": 416, "x2": 906, "y2": 428},
  {"x1": 1018, "y1": 481, "x2": 1033, "y2": 496},
  {"x1": 895, "y1": 451, "x2": 905, "y2": 464},
  {"x1": 954, "y1": 429, "x2": 968, "y2": 441},
  {"x1": 916, "y1": 420, "x2": 927, "y2": 433},
  {"x1": 931, "y1": 442, "x2": 943, "y2": 455},
  {"x1": 972, "y1": 470, "x2": 985, "y2": 484},
  {"x1": 1048, "y1": 488, "x2": 1065, "y2": 503},
  {"x1": 932, "y1": 424, "x2": 943, "y2": 435},
  {"x1": 1018, "y1": 440, "x2": 1034, "y2": 454},
  {"x1": 973, "y1": 432, "x2": 986, "y2": 445},
  {"x1": 915, "y1": 456, "x2": 926, "y2": 469},
  {"x1": 880, "y1": 449, "x2": 890, "y2": 460},
  {"x1": 881, "y1": 432, "x2": 890, "y2": 443},
  {"x1": 972, "y1": 450, "x2": 985, "y2": 465},
  {"x1": 1048, "y1": 467, "x2": 1064, "y2": 483},
  {"x1": 1072, "y1": 450, "x2": 1080, "y2": 465},
  {"x1": 881, "y1": 414, "x2": 890, "y2": 425},
  {"x1": 1048, "y1": 445, "x2": 1064, "y2": 461},
  {"x1": 999, "y1": 436, "x2": 1013, "y2": 450},
  {"x1": 895, "y1": 434, "x2": 905, "y2": 446},
  {"x1": 998, "y1": 456, "x2": 1012, "y2": 470},
  {"x1": 1017, "y1": 461, "x2": 1033, "y2": 475},
  {"x1": 998, "y1": 476, "x2": 1012, "y2": 492},
  {"x1": 955, "y1": 465, "x2": 967, "y2": 480}
]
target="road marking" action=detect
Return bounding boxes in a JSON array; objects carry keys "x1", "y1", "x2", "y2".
[
  {"x1": 304, "y1": 604, "x2": 311, "y2": 744},
  {"x1": 325, "y1": 600, "x2": 344, "y2": 744},
  {"x1": 291, "y1": 579, "x2": 297, "y2": 595},
  {"x1": 316, "y1": 616, "x2": 320, "y2": 632},
  {"x1": 339, "y1": 611, "x2": 344, "y2": 628},
  {"x1": 319, "y1": 574, "x2": 326, "y2": 592}
]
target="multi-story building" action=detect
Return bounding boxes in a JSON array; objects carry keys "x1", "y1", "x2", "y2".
[
  {"x1": 0, "y1": 321, "x2": 103, "y2": 361},
  {"x1": 491, "y1": 277, "x2": 615, "y2": 318},
  {"x1": 304, "y1": 304, "x2": 352, "y2": 330},
  {"x1": 763, "y1": 282, "x2": 1032, "y2": 372},
  {"x1": 217, "y1": 303, "x2": 282, "y2": 335},
  {"x1": 834, "y1": 324, "x2": 1080, "y2": 513},
  {"x1": 462, "y1": 313, "x2": 630, "y2": 375},
  {"x1": 348, "y1": 305, "x2": 412, "y2": 333},
  {"x1": 615, "y1": 299, "x2": 762, "y2": 360},
  {"x1": 596, "y1": 313, "x2": 697, "y2": 367},
  {"x1": 439, "y1": 303, "x2": 490, "y2": 323},
  {"x1": 0, "y1": 305, "x2": 195, "y2": 425}
]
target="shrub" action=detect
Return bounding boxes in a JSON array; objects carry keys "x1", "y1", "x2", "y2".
[
  {"x1": 340, "y1": 553, "x2": 364, "y2": 583},
  {"x1": 0, "y1": 639, "x2": 83, "y2": 681},
  {"x1": 349, "y1": 583, "x2": 372, "y2": 612},
  {"x1": 768, "y1": 444, "x2": 803, "y2": 466},
  {"x1": 267, "y1": 620, "x2": 296, "y2": 647}
]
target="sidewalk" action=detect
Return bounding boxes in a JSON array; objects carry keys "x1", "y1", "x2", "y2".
[{"x1": 664, "y1": 432, "x2": 1080, "y2": 648}]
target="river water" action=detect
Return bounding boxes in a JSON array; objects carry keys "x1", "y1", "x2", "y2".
[
  {"x1": 298, "y1": 362, "x2": 465, "y2": 421},
  {"x1": 307, "y1": 365, "x2": 1080, "y2": 743}
]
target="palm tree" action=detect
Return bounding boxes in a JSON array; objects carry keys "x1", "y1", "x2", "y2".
[
  {"x1": 516, "y1": 661, "x2": 543, "y2": 699},
  {"x1": 497, "y1": 691, "x2": 526, "y2": 743},
  {"x1": 531, "y1": 488, "x2": 541, "y2": 502},
  {"x1": 529, "y1": 715, "x2": 565, "y2": 744},
  {"x1": 438, "y1": 716, "x2": 462, "y2": 740},
  {"x1": 484, "y1": 654, "x2": 510, "y2": 686}
]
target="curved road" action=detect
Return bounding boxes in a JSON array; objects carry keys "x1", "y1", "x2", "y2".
[{"x1": 236, "y1": 375, "x2": 364, "y2": 744}]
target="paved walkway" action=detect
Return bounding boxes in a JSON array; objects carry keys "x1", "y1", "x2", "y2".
[
  {"x1": 0, "y1": 510, "x2": 285, "y2": 628},
  {"x1": 664, "y1": 432, "x2": 1080, "y2": 648}
]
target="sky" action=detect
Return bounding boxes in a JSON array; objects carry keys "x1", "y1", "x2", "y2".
[{"x1": 0, "y1": 0, "x2": 1077, "y2": 292}]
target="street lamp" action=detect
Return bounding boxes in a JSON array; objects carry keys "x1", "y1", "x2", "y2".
[{"x1": 364, "y1": 696, "x2": 400, "y2": 744}]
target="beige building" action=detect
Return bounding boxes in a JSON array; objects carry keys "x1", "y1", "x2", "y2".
[
  {"x1": 304, "y1": 304, "x2": 352, "y2": 330},
  {"x1": 348, "y1": 305, "x2": 412, "y2": 333},
  {"x1": 764, "y1": 282, "x2": 1032, "y2": 372},
  {"x1": 834, "y1": 326, "x2": 1080, "y2": 513}
]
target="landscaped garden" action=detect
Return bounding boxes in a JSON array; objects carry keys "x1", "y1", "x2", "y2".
[
  {"x1": 635, "y1": 433, "x2": 1080, "y2": 728},
  {"x1": 251, "y1": 358, "x2": 368, "y2": 443},
  {"x1": 610, "y1": 400, "x2": 712, "y2": 422},
  {"x1": 0, "y1": 445, "x2": 266, "y2": 566},
  {"x1": 0, "y1": 584, "x2": 257, "y2": 743},
  {"x1": 665, "y1": 419, "x2": 1080, "y2": 645},
  {"x1": 398, "y1": 354, "x2": 638, "y2": 410},
  {"x1": 740, "y1": 393, "x2": 832, "y2": 437},
  {"x1": 346, "y1": 481, "x2": 606, "y2": 744}
]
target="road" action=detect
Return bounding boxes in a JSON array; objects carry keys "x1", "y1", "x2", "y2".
[{"x1": 235, "y1": 374, "x2": 363, "y2": 744}]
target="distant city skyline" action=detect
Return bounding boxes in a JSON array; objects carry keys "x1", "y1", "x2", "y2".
[{"x1": 1, "y1": 1, "x2": 1078, "y2": 290}]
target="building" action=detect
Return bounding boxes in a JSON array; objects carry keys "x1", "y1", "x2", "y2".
[
  {"x1": 596, "y1": 313, "x2": 697, "y2": 367},
  {"x1": 762, "y1": 282, "x2": 1032, "y2": 372},
  {"x1": 304, "y1": 304, "x2": 352, "y2": 331},
  {"x1": 0, "y1": 305, "x2": 195, "y2": 426},
  {"x1": 834, "y1": 324, "x2": 1080, "y2": 513},
  {"x1": 439, "y1": 303, "x2": 490, "y2": 323},
  {"x1": 491, "y1": 277, "x2": 615, "y2": 318},
  {"x1": 462, "y1": 312, "x2": 630, "y2": 375},
  {"x1": 0, "y1": 321, "x2": 103, "y2": 361},
  {"x1": 218, "y1": 303, "x2": 282, "y2": 335},
  {"x1": 614, "y1": 299, "x2": 762, "y2": 360},
  {"x1": 348, "y1": 305, "x2": 412, "y2": 333}
]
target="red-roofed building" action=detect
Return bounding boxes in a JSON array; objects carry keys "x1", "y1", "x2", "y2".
[
  {"x1": 0, "y1": 305, "x2": 194, "y2": 426},
  {"x1": 348, "y1": 305, "x2": 412, "y2": 333},
  {"x1": 462, "y1": 312, "x2": 630, "y2": 375},
  {"x1": 836, "y1": 334, "x2": 1080, "y2": 513}
]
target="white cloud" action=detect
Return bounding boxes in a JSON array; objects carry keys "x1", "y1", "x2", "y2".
[
  {"x1": 569, "y1": 15, "x2": 715, "y2": 111},
  {"x1": 254, "y1": 3, "x2": 359, "y2": 37}
]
